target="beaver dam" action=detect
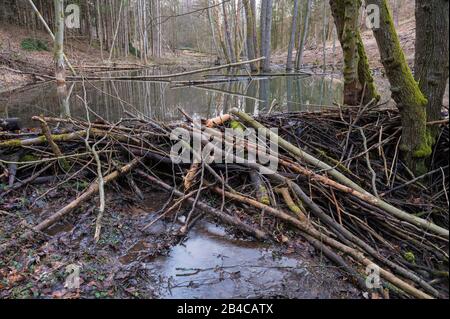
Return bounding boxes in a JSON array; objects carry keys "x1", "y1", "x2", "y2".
[{"x1": 0, "y1": 96, "x2": 448, "y2": 299}]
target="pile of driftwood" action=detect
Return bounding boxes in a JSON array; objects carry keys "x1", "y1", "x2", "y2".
[{"x1": 0, "y1": 105, "x2": 448, "y2": 299}]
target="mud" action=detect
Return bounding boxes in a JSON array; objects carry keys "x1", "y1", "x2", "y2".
[{"x1": 0, "y1": 184, "x2": 361, "y2": 299}]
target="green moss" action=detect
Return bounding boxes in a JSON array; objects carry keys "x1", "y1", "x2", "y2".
[
  {"x1": 0, "y1": 139, "x2": 23, "y2": 147},
  {"x1": 288, "y1": 203, "x2": 302, "y2": 215},
  {"x1": 413, "y1": 144, "x2": 432, "y2": 158},
  {"x1": 128, "y1": 42, "x2": 141, "y2": 58},
  {"x1": 413, "y1": 131, "x2": 433, "y2": 158},
  {"x1": 403, "y1": 251, "x2": 416, "y2": 264},
  {"x1": 230, "y1": 120, "x2": 245, "y2": 131},
  {"x1": 21, "y1": 38, "x2": 49, "y2": 51},
  {"x1": 59, "y1": 159, "x2": 71, "y2": 172},
  {"x1": 258, "y1": 185, "x2": 271, "y2": 206},
  {"x1": 20, "y1": 154, "x2": 38, "y2": 163}
]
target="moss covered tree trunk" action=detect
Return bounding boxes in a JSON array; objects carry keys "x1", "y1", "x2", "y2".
[
  {"x1": 330, "y1": 0, "x2": 379, "y2": 105},
  {"x1": 366, "y1": 0, "x2": 431, "y2": 172},
  {"x1": 415, "y1": 0, "x2": 449, "y2": 142}
]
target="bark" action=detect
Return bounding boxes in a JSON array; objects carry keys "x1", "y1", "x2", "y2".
[
  {"x1": 286, "y1": 0, "x2": 299, "y2": 71},
  {"x1": 53, "y1": 0, "x2": 70, "y2": 117},
  {"x1": 415, "y1": 0, "x2": 449, "y2": 142},
  {"x1": 295, "y1": 0, "x2": 312, "y2": 70},
  {"x1": 259, "y1": 0, "x2": 267, "y2": 70},
  {"x1": 243, "y1": 0, "x2": 258, "y2": 71},
  {"x1": 262, "y1": 0, "x2": 273, "y2": 72},
  {"x1": 53, "y1": 0, "x2": 65, "y2": 84},
  {"x1": 207, "y1": 0, "x2": 222, "y2": 62},
  {"x1": 222, "y1": 2, "x2": 236, "y2": 63},
  {"x1": 366, "y1": 0, "x2": 431, "y2": 172},
  {"x1": 96, "y1": 0, "x2": 104, "y2": 60},
  {"x1": 250, "y1": 0, "x2": 258, "y2": 58}
]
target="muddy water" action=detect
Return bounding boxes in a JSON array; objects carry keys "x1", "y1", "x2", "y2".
[
  {"x1": 0, "y1": 68, "x2": 343, "y2": 127},
  {"x1": 129, "y1": 222, "x2": 357, "y2": 299}
]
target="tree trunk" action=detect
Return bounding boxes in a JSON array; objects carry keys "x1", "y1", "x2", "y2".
[
  {"x1": 286, "y1": 0, "x2": 299, "y2": 71},
  {"x1": 415, "y1": 0, "x2": 449, "y2": 142},
  {"x1": 53, "y1": 0, "x2": 65, "y2": 86},
  {"x1": 53, "y1": 0, "x2": 69, "y2": 118},
  {"x1": 250, "y1": 0, "x2": 258, "y2": 59},
  {"x1": 243, "y1": 0, "x2": 258, "y2": 71},
  {"x1": 208, "y1": 0, "x2": 222, "y2": 62},
  {"x1": 260, "y1": 0, "x2": 267, "y2": 71},
  {"x1": 295, "y1": 0, "x2": 312, "y2": 70},
  {"x1": 261, "y1": 0, "x2": 273, "y2": 72},
  {"x1": 222, "y1": 2, "x2": 236, "y2": 63},
  {"x1": 366, "y1": 0, "x2": 431, "y2": 172},
  {"x1": 330, "y1": 0, "x2": 379, "y2": 105}
]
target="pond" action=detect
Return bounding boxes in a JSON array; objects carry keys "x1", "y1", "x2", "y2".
[
  {"x1": 0, "y1": 68, "x2": 343, "y2": 127},
  {"x1": 145, "y1": 221, "x2": 358, "y2": 299}
]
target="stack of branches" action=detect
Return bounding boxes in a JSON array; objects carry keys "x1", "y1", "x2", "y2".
[{"x1": 0, "y1": 105, "x2": 448, "y2": 299}]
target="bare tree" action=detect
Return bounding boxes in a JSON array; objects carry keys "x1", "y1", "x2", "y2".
[
  {"x1": 295, "y1": 0, "x2": 312, "y2": 70},
  {"x1": 260, "y1": 0, "x2": 273, "y2": 72},
  {"x1": 286, "y1": 0, "x2": 299, "y2": 71},
  {"x1": 243, "y1": 0, "x2": 258, "y2": 71}
]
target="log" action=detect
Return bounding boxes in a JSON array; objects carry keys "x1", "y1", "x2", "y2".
[
  {"x1": 66, "y1": 57, "x2": 266, "y2": 81},
  {"x1": 0, "y1": 131, "x2": 86, "y2": 148}
]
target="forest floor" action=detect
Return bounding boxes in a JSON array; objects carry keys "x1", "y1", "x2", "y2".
[{"x1": 0, "y1": 24, "x2": 211, "y2": 94}]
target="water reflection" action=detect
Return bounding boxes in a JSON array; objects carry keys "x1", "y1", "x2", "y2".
[{"x1": 0, "y1": 71, "x2": 343, "y2": 127}]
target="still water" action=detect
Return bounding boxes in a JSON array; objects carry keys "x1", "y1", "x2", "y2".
[{"x1": 0, "y1": 69, "x2": 343, "y2": 127}]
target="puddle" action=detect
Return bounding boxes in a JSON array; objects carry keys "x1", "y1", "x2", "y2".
[{"x1": 137, "y1": 221, "x2": 358, "y2": 299}]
